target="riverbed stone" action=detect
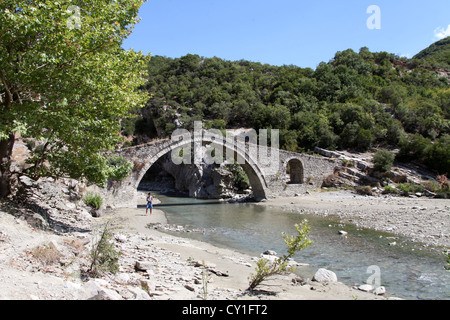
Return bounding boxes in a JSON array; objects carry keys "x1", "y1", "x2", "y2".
[
  {"x1": 128, "y1": 287, "x2": 151, "y2": 300},
  {"x1": 135, "y1": 260, "x2": 153, "y2": 272},
  {"x1": 373, "y1": 286, "x2": 386, "y2": 295},
  {"x1": 358, "y1": 284, "x2": 374, "y2": 292},
  {"x1": 312, "y1": 268, "x2": 338, "y2": 283}
]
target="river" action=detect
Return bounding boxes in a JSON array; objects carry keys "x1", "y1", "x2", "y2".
[{"x1": 150, "y1": 192, "x2": 450, "y2": 300}]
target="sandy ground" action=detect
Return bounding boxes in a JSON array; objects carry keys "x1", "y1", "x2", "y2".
[
  {"x1": 0, "y1": 198, "x2": 386, "y2": 300},
  {"x1": 96, "y1": 205, "x2": 386, "y2": 300},
  {"x1": 4, "y1": 188, "x2": 446, "y2": 300}
]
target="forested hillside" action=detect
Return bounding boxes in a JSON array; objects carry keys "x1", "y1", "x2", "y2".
[
  {"x1": 413, "y1": 36, "x2": 450, "y2": 70},
  {"x1": 123, "y1": 38, "x2": 450, "y2": 175}
]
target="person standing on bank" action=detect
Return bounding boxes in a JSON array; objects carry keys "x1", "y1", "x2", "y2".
[{"x1": 146, "y1": 192, "x2": 153, "y2": 215}]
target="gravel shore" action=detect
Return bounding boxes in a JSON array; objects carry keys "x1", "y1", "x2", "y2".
[
  {"x1": 2, "y1": 188, "x2": 447, "y2": 300},
  {"x1": 259, "y1": 190, "x2": 450, "y2": 249},
  {"x1": 0, "y1": 203, "x2": 385, "y2": 300}
]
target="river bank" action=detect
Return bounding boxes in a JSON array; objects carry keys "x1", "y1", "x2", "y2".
[
  {"x1": 2, "y1": 179, "x2": 447, "y2": 300},
  {"x1": 258, "y1": 190, "x2": 450, "y2": 249},
  {"x1": 94, "y1": 205, "x2": 386, "y2": 300},
  {"x1": 0, "y1": 199, "x2": 385, "y2": 300}
]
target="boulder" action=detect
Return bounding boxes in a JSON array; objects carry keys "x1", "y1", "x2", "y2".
[
  {"x1": 358, "y1": 284, "x2": 374, "y2": 292},
  {"x1": 373, "y1": 286, "x2": 386, "y2": 295},
  {"x1": 312, "y1": 268, "x2": 338, "y2": 283},
  {"x1": 128, "y1": 287, "x2": 151, "y2": 300},
  {"x1": 135, "y1": 260, "x2": 153, "y2": 272},
  {"x1": 84, "y1": 280, "x2": 122, "y2": 300}
]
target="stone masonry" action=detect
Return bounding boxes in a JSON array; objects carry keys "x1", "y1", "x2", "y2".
[{"x1": 99, "y1": 133, "x2": 339, "y2": 208}]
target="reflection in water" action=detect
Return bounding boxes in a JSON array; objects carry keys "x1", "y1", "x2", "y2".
[{"x1": 150, "y1": 193, "x2": 450, "y2": 300}]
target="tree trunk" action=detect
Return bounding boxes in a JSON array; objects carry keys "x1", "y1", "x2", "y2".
[{"x1": 0, "y1": 133, "x2": 15, "y2": 199}]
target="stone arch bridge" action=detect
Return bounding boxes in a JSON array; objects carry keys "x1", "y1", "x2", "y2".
[{"x1": 101, "y1": 133, "x2": 339, "y2": 208}]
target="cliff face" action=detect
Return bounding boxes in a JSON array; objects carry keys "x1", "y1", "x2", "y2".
[
  {"x1": 162, "y1": 160, "x2": 236, "y2": 199},
  {"x1": 138, "y1": 152, "x2": 251, "y2": 200}
]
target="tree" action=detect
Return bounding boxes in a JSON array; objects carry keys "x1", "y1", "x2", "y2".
[
  {"x1": 427, "y1": 134, "x2": 450, "y2": 174},
  {"x1": 0, "y1": 1, "x2": 149, "y2": 197},
  {"x1": 372, "y1": 149, "x2": 395, "y2": 173}
]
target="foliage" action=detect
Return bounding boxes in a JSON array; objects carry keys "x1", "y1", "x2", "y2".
[
  {"x1": 106, "y1": 155, "x2": 134, "y2": 182},
  {"x1": 413, "y1": 37, "x2": 450, "y2": 70},
  {"x1": 83, "y1": 192, "x2": 103, "y2": 210},
  {"x1": 137, "y1": 40, "x2": 449, "y2": 174},
  {"x1": 227, "y1": 163, "x2": 250, "y2": 189},
  {"x1": 248, "y1": 220, "x2": 313, "y2": 291},
  {"x1": 355, "y1": 186, "x2": 374, "y2": 196},
  {"x1": 88, "y1": 222, "x2": 120, "y2": 277},
  {"x1": 383, "y1": 185, "x2": 398, "y2": 195},
  {"x1": 372, "y1": 149, "x2": 395, "y2": 172},
  {"x1": 396, "y1": 183, "x2": 424, "y2": 195},
  {"x1": 31, "y1": 242, "x2": 61, "y2": 267},
  {"x1": 0, "y1": 0, "x2": 149, "y2": 197}
]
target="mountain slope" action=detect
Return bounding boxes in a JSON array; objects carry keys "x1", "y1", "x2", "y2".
[
  {"x1": 123, "y1": 41, "x2": 450, "y2": 174},
  {"x1": 413, "y1": 36, "x2": 450, "y2": 70}
]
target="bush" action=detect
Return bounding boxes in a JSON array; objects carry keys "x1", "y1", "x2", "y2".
[
  {"x1": 83, "y1": 192, "x2": 103, "y2": 210},
  {"x1": 355, "y1": 185, "x2": 374, "y2": 196},
  {"x1": 107, "y1": 155, "x2": 133, "y2": 182},
  {"x1": 372, "y1": 149, "x2": 395, "y2": 172},
  {"x1": 227, "y1": 163, "x2": 250, "y2": 189},
  {"x1": 31, "y1": 242, "x2": 61, "y2": 267},
  {"x1": 248, "y1": 220, "x2": 313, "y2": 291},
  {"x1": 88, "y1": 222, "x2": 120, "y2": 277},
  {"x1": 383, "y1": 185, "x2": 399, "y2": 194},
  {"x1": 397, "y1": 183, "x2": 424, "y2": 195}
]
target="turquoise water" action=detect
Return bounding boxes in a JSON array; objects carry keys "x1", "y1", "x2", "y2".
[{"x1": 152, "y1": 193, "x2": 450, "y2": 300}]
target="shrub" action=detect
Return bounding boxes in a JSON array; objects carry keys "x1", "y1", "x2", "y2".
[
  {"x1": 383, "y1": 185, "x2": 398, "y2": 194},
  {"x1": 88, "y1": 222, "x2": 120, "y2": 277},
  {"x1": 341, "y1": 159, "x2": 355, "y2": 168},
  {"x1": 422, "y1": 180, "x2": 441, "y2": 193},
  {"x1": 437, "y1": 174, "x2": 450, "y2": 190},
  {"x1": 355, "y1": 185, "x2": 374, "y2": 196},
  {"x1": 83, "y1": 192, "x2": 103, "y2": 210},
  {"x1": 248, "y1": 220, "x2": 313, "y2": 291},
  {"x1": 107, "y1": 155, "x2": 133, "y2": 182},
  {"x1": 372, "y1": 149, "x2": 395, "y2": 172},
  {"x1": 227, "y1": 163, "x2": 250, "y2": 189},
  {"x1": 31, "y1": 242, "x2": 61, "y2": 267},
  {"x1": 397, "y1": 183, "x2": 424, "y2": 195}
]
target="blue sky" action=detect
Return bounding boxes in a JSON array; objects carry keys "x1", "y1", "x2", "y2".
[{"x1": 122, "y1": 0, "x2": 450, "y2": 69}]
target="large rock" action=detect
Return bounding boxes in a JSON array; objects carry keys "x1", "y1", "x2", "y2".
[
  {"x1": 135, "y1": 260, "x2": 154, "y2": 272},
  {"x1": 312, "y1": 268, "x2": 338, "y2": 283},
  {"x1": 128, "y1": 287, "x2": 151, "y2": 300},
  {"x1": 84, "y1": 280, "x2": 122, "y2": 300}
]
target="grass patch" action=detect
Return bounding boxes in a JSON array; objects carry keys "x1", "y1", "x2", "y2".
[{"x1": 83, "y1": 192, "x2": 103, "y2": 210}]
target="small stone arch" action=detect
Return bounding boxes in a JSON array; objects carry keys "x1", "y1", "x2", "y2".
[{"x1": 285, "y1": 158, "x2": 304, "y2": 184}]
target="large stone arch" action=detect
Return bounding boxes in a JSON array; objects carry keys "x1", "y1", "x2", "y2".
[{"x1": 133, "y1": 135, "x2": 269, "y2": 200}]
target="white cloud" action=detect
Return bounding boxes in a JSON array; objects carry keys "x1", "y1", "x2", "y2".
[{"x1": 434, "y1": 25, "x2": 450, "y2": 40}]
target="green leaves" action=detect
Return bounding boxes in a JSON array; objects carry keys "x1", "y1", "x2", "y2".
[
  {"x1": 248, "y1": 220, "x2": 313, "y2": 291},
  {"x1": 282, "y1": 221, "x2": 313, "y2": 258},
  {"x1": 0, "y1": 0, "x2": 149, "y2": 188}
]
